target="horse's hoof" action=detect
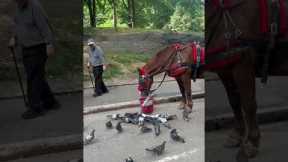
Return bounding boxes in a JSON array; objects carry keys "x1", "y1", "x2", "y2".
[
  {"x1": 223, "y1": 137, "x2": 241, "y2": 148},
  {"x1": 236, "y1": 149, "x2": 249, "y2": 162},
  {"x1": 223, "y1": 130, "x2": 242, "y2": 148},
  {"x1": 182, "y1": 109, "x2": 192, "y2": 121},
  {"x1": 177, "y1": 103, "x2": 185, "y2": 110},
  {"x1": 242, "y1": 142, "x2": 259, "y2": 158},
  {"x1": 185, "y1": 108, "x2": 192, "y2": 114}
]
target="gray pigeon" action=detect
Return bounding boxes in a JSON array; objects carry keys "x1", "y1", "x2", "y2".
[
  {"x1": 84, "y1": 129, "x2": 95, "y2": 145},
  {"x1": 106, "y1": 120, "x2": 113, "y2": 129},
  {"x1": 170, "y1": 129, "x2": 185, "y2": 143},
  {"x1": 153, "y1": 122, "x2": 161, "y2": 136},
  {"x1": 140, "y1": 125, "x2": 152, "y2": 133},
  {"x1": 125, "y1": 157, "x2": 134, "y2": 162},
  {"x1": 145, "y1": 141, "x2": 166, "y2": 155},
  {"x1": 116, "y1": 121, "x2": 123, "y2": 133}
]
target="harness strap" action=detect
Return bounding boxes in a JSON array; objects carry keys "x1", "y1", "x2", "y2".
[
  {"x1": 191, "y1": 43, "x2": 205, "y2": 81},
  {"x1": 261, "y1": 0, "x2": 281, "y2": 83}
]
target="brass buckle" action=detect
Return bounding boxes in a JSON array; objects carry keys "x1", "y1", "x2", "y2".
[{"x1": 270, "y1": 23, "x2": 278, "y2": 35}]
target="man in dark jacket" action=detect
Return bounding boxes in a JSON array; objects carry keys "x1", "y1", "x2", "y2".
[{"x1": 9, "y1": 0, "x2": 60, "y2": 119}]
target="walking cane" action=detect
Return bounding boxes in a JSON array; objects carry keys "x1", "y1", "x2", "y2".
[
  {"x1": 88, "y1": 66, "x2": 95, "y2": 89},
  {"x1": 9, "y1": 47, "x2": 29, "y2": 107}
]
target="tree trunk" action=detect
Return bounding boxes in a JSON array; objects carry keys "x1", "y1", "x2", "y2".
[
  {"x1": 131, "y1": 0, "x2": 135, "y2": 28},
  {"x1": 112, "y1": 0, "x2": 118, "y2": 31},
  {"x1": 87, "y1": 0, "x2": 96, "y2": 27},
  {"x1": 92, "y1": 0, "x2": 96, "y2": 27},
  {"x1": 127, "y1": 0, "x2": 132, "y2": 28}
]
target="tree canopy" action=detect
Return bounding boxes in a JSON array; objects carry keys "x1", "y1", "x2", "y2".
[{"x1": 83, "y1": 0, "x2": 204, "y2": 32}]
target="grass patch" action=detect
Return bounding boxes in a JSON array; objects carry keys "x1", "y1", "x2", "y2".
[
  {"x1": 84, "y1": 52, "x2": 151, "y2": 80},
  {"x1": 104, "y1": 52, "x2": 151, "y2": 80}
]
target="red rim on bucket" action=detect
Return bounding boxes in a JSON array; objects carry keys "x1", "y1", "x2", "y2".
[{"x1": 139, "y1": 96, "x2": 154, "y2": 114}]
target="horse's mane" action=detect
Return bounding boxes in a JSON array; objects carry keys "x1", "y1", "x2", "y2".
[{"x1": 143, "y1": 45, "x2": 176, "y2": 76}]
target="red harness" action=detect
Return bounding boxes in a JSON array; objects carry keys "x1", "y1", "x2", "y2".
[
  {"x1": 190, "y1": 43, "x2": 205, "y2": 65},
  {"x1": 214, "y1": 0, "x2": 287, "y2": 35},
  {"x1": 258, "y1": 0, "x2": 287, "y2": 35}
]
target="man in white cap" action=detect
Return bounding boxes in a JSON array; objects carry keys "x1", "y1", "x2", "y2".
[
  {"x1": 87, "y1": 39, "x2": 109, "y2": 97},
  {"x1": 9, "y1": 0, "x2": 60, "y2": 119}
]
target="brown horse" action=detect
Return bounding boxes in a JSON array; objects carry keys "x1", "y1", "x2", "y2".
[
  {"x1": 137, "y1": 43, "x2": 204, "y2": 120},
  {"x1": 206, "y1": 0, "x2": 288, "y2": 160}
]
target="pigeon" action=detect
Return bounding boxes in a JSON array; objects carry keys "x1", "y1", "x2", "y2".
[
  {"x1": 116, "y1": 121, "x2": 123, "y2": 133},
  {"x1": 167, "y1": 114, "x2": 177, "y2": 121},
  {"x1": 106, "y1": 120, "x2": 113, "y2": 129},
  {"x1": 153, "y1": 122, "x2": 161, "y2": 136},
  {"x1": 140, "y1": 125, "x2": 152, "y2": 133},
  {"x1": 125, "y1": 157, "x2": 134, "y2": 162},
  {"x1": 170, "y1": 129, "x2": 185, "y2": 143},
  {"x1": 84, "y1": 129, "x2": 95, "y2": 145},
  {"x1": 145, "y1": 141, "x2": 166, "y2": 155},
  {"x1": 107, "y1": 114, "x2": 121, "y2": 120}
]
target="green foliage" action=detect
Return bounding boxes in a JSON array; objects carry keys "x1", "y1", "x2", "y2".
[
  {"x1": 168, "y1": 2, "x2": 204, "y2": 32},
  {"x1": 85, "y1": 0, "x2": 204, "y2": 32}
]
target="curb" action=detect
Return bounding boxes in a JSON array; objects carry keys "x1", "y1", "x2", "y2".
[
  {"x1": 83, "y1": 91, "x2": 205, "y2": 115},
  {"x1": 0, "y1": 90, "x2": 82, "y2": 101},
  {"x1": 0, "y1": 134, "x2": 82, "y2": 161},
  {"x1": 206, "y1": 106, "x2": 288, "y2": 131}
]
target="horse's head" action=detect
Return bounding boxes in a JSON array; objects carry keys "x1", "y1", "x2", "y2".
[{"x1": 137, "y1": 67, "x2": 153, "y2": 97}]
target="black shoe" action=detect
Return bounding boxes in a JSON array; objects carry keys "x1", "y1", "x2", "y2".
[
  {"x1": 93, "y1": 93, "x2": 102, "y2": 97},
  {"x1": 44, "y1": 100, "x2": 61, "y2": 111},
  {"x1": 21, "y1": 109, "x2": 45, "y2": 120}
]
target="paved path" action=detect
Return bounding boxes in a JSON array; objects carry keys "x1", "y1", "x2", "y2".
[
  {"x1": 7, "y1": 150, "x2": 82, "y2": 162},
  {"x1": 84, "y1": 99, "x2": 205, "y2": 162},
  {"x1": 84, "y1": 79, "x2": 204, "y2": 108},
  {"x1": 0, "y1": 93, "x2": 82, "y2": 145},
  {"x1": 206, "y1": 121, "x2": 288, "y2": 162},
  {"x1": 206, "y1": 76, "x2": 288, "y2": 117}
]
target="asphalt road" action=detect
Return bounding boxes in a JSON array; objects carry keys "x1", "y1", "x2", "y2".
[
  {"x1": 7, "y1": 150, "x2": 82, "y2": 162},
  {"x1": 206, "y1": 76, "x2": 288, "y2": 117},
  {"x1": 83, "y1": 99, "x2": 205, "y2": 162},
  {"x1": 206, "y1": 121, "x2": 288, "y2": 162},
  {"x1": 0, "y1": 93, "x2": 82, "y2": 145}
]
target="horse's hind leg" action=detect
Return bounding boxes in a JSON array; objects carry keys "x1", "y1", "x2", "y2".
[
  {"x1": 176, "y1": 77, "x2": 186, "y2": 109},
  {"x1": 233, "y1": 56, "x2": 260, "y2": 158},
  {"x1": 218, "y1": 71, "x2": 244, "y2": 148}
]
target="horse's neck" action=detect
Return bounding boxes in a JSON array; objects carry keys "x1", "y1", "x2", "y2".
[
  {"x1": 145, "y1": 51, "x2": 175, "y2": 76},
  {"x1": 206, "y1": 0, "x2": 261, "y2": 49}
]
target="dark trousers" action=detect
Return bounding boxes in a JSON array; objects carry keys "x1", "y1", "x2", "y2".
[
  {"x1": 22, "y1": 44, "x2": 56, "y2": 110},
  {"x1": 93, "y1": 65, "x2": 108, "y2": 95}
]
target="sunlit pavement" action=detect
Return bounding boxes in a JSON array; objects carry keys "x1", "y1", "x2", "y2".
[{"x1": 84, "y1": 99, "x2": 204, "y2": 162}]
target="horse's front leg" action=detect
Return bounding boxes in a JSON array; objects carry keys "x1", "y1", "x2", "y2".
[
  {"x1": 181, "y1": 73, "x2": 193, "y2": 120},
  {"x1": 233, "y1": 57, "x2": 260, "y2": 159},
  {"x1": 176, "y1": 77, "x2": 186, "y2": 109},
  {"x1": 218, "y1": 72, "x2": 245, "y2": 148}
]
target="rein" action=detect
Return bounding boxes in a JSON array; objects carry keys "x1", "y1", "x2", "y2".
[{"x1": 150, "y1": 73, "x2": 167, "y2": 94}]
